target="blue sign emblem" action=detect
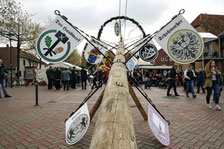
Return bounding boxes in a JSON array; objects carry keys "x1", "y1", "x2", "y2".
[{"x1": 87, "y1": 48, "x2": 102, "y2": 64}]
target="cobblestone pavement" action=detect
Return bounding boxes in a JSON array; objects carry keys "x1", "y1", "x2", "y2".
[{"x1": 0, "y1": 84, "x2": 224, "y2": 149}]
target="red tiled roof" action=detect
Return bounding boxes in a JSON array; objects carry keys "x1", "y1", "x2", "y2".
[
  {"x1": 191, "y1": 14, "x2": 224, "y2": 36},
  {"x1": 0, "y1": 46, "x2": 18, "y2": 69},
  {"x1": 0, "y1": 45, "x2": 45, "y2": 69}
]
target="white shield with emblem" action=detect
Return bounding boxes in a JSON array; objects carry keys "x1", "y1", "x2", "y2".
[
  {"x1": 36, "y1": 16, "x2": 84, "y2": 63},
  {"x1": 65, "y1": 103, "x2": 90, "y2": 145},
  {"x1": 154, "y1": 15, "x2": 203, "y2": 64}
]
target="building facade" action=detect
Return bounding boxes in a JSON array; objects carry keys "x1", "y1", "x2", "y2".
[
  {"x1": 0, "y1": 45, "x2": 45, "y2": 82},
  {"x1": 154, "y1": 49, "x2": 174, "y2": 66}
]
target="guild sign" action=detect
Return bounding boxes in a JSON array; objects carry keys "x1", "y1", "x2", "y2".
[
  {"x1": 154, "y1": 14, "x2": 203, "y2": 64},
  {"x1": 36, "y1": 16, "x2": 84, "y2": 63},
  {"x1": 37, "y1": 30, "x2": 71, "y2": 63},
  {"x1": 65, "y1": 103, "x2": 90, "y2": 145},
  {"x1": 126, "y1": 57, "x2": 138, "y2": 71},
  {"x1": 84, "y1": 39, "x2": 107, "y2": 64},
  {"x1": 148, "y1": 104, "x2": 170, "y2": 146},
  {"x1": 114, "y1": 22, "x2": 120, "y2": 36},
  {"x1": 66, "y1": 114, "x2": 89, "y2": 144},
  {"x1": 87, "y1": 47, "x2": 102, "y2": 64},
  {"x1": 167, "y1": 29, "x2": 203, "y2": 63},
  {"x1": 102, "y1": 53, "x2": 112, "y2": 68},
  {"x1": 139, "y1": 43, "x2": 158, "y2": 62}
]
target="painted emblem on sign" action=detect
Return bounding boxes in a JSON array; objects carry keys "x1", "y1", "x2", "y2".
[
  {"x1": 37, "y1": 30, "x2": 71, "y2": 62},
  {"x1": 126, "y1": 58, "x2": 134, "y2": 70},
  {"x1": 167, "y1": 29, "x2": 203, "y2": 63},
  {"x1": 126, "y1": 57, "x2": 138, "y2": 71},
  {"x1": 148, "y1": 104, "x2": 170, "y2": 146},
  {"x1": 114, "y1": 22, "x2": 120, "y2": 36},
  {"x1": 102, "y1": 54, "x2": 112, "y2": 68},
  {"x1": 87, "y1": 47, "x2": 102, "y2": 64},
  {"x1": 139, "y1": 43, "x2": 158, "y2": 62},
  {"x1": 66, "y1": 114, "x2": 89, "y2": 144},
  {"x1": 65, "y1": 103, "x2": 90, "y2": 145}
]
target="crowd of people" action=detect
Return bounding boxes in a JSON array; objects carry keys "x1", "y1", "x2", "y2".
[
  {"x1": 131, "y1": 60, "x2": 222, "y2": 110},
  {"x1": 0, "y1": 58, "x2": 222, "y2": 110},
  {"x1": 46, "y1": 66, "x2": 110, "y2": 91},
  {"x1": 46, "y1": 66, "x2": 87, "y2": 90}
]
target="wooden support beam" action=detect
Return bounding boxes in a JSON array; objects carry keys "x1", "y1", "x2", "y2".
[
  {"x1": 128, "y1": 83, "x2": 148, "y2": 121},
  {"x1": 125, "y1": 52, "x2": 131, "y2": 61},
  {"x1": 90, "y1": 41, "x2": 137, "y2": 149},
  {"x1": 108, "y1": 51, "x2": 115, "y2": 61},
  {"x1": 89, "y1": 89, "x2": 105, "y2": 121}
]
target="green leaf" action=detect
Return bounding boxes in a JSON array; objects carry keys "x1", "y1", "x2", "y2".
[{"x1": 45, "y1": 36, "x2": 52, "y2": 48}]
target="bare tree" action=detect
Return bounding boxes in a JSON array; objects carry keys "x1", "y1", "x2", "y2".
[
  {"x1": 65, "y1": 50, "x2": 82, "y2": 66},
  {"x1": 0, "y1": 0, "x2": 42, "y2": 74}
]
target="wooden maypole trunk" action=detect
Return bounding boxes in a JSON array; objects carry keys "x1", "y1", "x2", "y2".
[{"x1": 89, "y1": 41, "x2": 137, "y2": 149}]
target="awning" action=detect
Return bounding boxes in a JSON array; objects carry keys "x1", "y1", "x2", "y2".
[
  {"x1": 199, "y1": 32, "x2": 217, "y2": 39},
  {"x1": 139, "y1": 65, "x2": 173, "y2": 69}
]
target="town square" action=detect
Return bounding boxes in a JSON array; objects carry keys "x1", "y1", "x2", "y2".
[{"x1": 0, "y1": 0, "x2": 224, "y2": 148}]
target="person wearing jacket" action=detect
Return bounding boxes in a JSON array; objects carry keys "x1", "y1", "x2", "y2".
[
  {"x1": 46, "y1": 66, "x2": 54, "y2": 89},
  {"x1": 61, "y1": 68, "x2": 71, "y2": 90},
  {"x1": 184, "y1": 64, "x2": 197, "y2": 98},
  {"x1": 0, "y1": 59, "x2": 11, "y2": 98},
  {"x1": 203, "y1": 60, "x2": 222, "y2": 110},
  {"x1": 196, "y1": 68, "x2": 206, "y2": 93},
  {"x1": 81, "y1": 67, "x2": 88, "y2": 89},
  {"x1": 167, "y1": 65, "x2": 179, "y2": 96},
  {"x1": 54, "y1": 67, "x2": 61, "y2": 90}
]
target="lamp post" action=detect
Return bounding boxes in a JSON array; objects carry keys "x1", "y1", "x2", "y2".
[
  {"x1": 9, "y1": 36, "x2": 13, "y2": 88},
  {"x1": 6, "y1": 29, "x2": 14, "y2": 88}
]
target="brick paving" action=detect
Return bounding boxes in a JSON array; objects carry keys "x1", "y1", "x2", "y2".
[{"x1": 0, "y1": 84, "x2": 224, "y2": 149}]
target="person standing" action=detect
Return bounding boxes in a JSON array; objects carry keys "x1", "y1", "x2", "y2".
[
  {"x1": 46, "y1": 66, "x2": 54, "y2": 89},
  {"x1": 91, "y1": 71, "x2": 98, "y2": 89},
  {"x1": 54, "y1": 67, "x2": 61, "y2": 90},
  {"x1": 61, "y1": 68, "x2": 71, "y2": 90},
  {"x1": 197, "y1": 68, "x2": 206, "y2": 93},
  {"x1": 0, "y1": 59, "x2": 11, "y2": 98},
  {"x1": 184, "y1": 64, "x2": 197, "y2": 98},
  {"x1": 203, "y1": 60, "x2": 222, "y2": 110},
  {"x1": 81, "y1": 67, "x2": 87, "y2": 89},
  {"x1": 70, "y1": 67, "x2": 77, "y2": 89},
  {"x1": 167, "y1": 65, "x2": 179, "y2": 96}
]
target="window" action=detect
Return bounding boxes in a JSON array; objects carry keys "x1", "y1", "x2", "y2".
[
  {"x1": 165, "y1": 57, "x2": 168, "y2": 62},
  {"x1": 23, "y1": 60, "x2": 26, "y2": 66},
  {"x1": 205, "y1": 43, "x2": 212, "y2": 51},
  {"x1": 161, "y1": 57, "x2": 164, "y2": 61}
]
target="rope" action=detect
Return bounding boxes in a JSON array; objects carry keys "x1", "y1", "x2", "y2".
[
  {"x1": 119, "y1": 0, "x2": 122, "y2": 39},
  {"x1": 123, "y1": 0, "x2": 128, "y2": 39}
]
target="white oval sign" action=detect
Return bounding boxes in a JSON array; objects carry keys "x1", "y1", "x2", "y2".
[{"x1": 65, "y1": 103, "x2": 90, "y2": 145}]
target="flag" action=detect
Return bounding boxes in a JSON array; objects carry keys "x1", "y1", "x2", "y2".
[
  {"x1": 36, "y1": 16, "x2": 84, "y2": 63},
  {"x1": 139, "y1": 40, "x2": 158, "y2": 62},
  {"x1": 84, "y1": 38, "x2": 108, "y2": 64},
  {"x1": 154, "y1": 15, "x2": 203, "y2": 64},
  {"x1": 65, "y1": 103, "x2": 90, "y2": 145},
  {"x1": 126, "y1": 57, "x2": 138, "y2": 71},
  {"x1": 148, "y1": 104, "x2": 170, "y2": 146}
]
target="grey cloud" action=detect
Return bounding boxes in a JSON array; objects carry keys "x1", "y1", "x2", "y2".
[{"x1": 127, "y1": 0, "x2": 169, "y2": 26}]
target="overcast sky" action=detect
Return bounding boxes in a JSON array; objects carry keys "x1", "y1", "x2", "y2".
[{"x1": 11, "y1": 0, "x2": 224, "y2": 51}]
